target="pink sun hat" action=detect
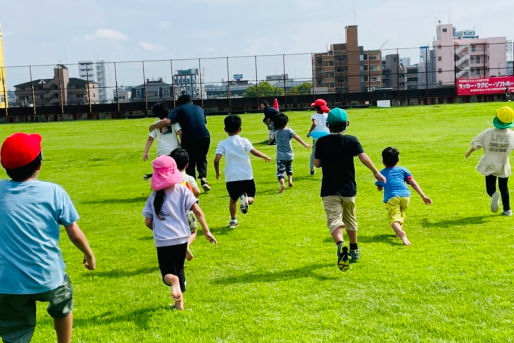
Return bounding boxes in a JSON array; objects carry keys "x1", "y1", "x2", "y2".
[{"x1": 151, "y1": 155, "x2": 182, "y2": 191}]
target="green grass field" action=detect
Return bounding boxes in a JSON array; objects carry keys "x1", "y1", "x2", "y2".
[{"x1": 1, "y1": 103, "x2": 513, "y2": 342}]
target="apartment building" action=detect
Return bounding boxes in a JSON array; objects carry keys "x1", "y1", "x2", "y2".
[
  {"x1": 313, "y1": 25, "x2": 382, "y2": 93},
  {"x1": 433, "y1": 23, "x2": 507, "y2": 86}
]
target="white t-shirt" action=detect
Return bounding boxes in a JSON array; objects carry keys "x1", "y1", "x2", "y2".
[
  {"x1": 181, "y1": 170, "x2": 198, "y2": 190},
  {"x1": 310, "y1": 113, "x2": 329, "y2": 134},
  {"x1": 142, "y1": 184, "x2": 197, "y2": 247},
  {"x1": 471, "y1": 128, "x2": 514, "y2": 177},
  {"x1": 215, "y1": 135, "x2": 254, "y2": 182},
  {"x1": 149, "y1": 120, "x2": 182, "y2": 156}
]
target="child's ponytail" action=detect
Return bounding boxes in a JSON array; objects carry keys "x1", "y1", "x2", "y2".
[{"x1": 153, "y1": 189, "x2": 166, "y2": 220}]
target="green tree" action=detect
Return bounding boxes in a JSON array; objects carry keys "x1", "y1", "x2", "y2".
[
  {"x1": 288, "y1": 82, "x2": 312, "y2": 95},
  {"x1": 244, "y1": 81, "x2": 284, "y2": 97}
]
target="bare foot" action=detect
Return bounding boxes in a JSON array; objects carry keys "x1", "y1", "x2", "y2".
[
  {"x1": 167, "y1": 275, "x2": 184, "y2": 310},
  {"x1": 185, "y1": 248, "x2": 194, "y2": 261},
  {"x1": 278, "y1": 185, "x2": 285, "y2": 193},
  {"x1": 398, "y1": 232, "x2": 411, "y2": 246},
  {"x1": 288, "y1": 181, "x2": 293, "y2": 188}
]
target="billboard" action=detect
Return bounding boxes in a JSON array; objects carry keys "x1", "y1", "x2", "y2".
[{"x1": 457, "y1": 76, "x2": 514, "y2": 96}]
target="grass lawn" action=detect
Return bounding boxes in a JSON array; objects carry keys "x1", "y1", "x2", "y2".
[{"x1": 0, "y1": 102, "x2": 513, "y2": 342}]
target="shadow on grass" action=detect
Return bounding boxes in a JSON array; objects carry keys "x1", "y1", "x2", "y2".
[
  {"x1": 208, "y1": 225, "x2": 236, "y2": 235},
  {"x1": 254, "y1": 140, "x2": 274, "y2": 147},
  {"x1": 75, "y1": 306, "x2": 165, "y2": 329},
  {"x1": 88, "y1": 266, "x2": 158, "y2": 278},
  {"x1": 213, "y1": 262, "x2": 338, "y2": 284},
  {"x1": 358, "y1": 234, "x2": 398, "y2": 245},
  {"x1": 81, "y1": 196, "x2": 148, "y2": 204},
  {"x1": 421, "y1": 215, "x2": 495, "y2": 228}
]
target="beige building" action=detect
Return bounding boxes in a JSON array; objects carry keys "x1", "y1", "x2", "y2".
[
  {"x1": 14, "y1": 65, "x2": 99, "y2": 107},
  {"x1": 313, "y1": 25, "x2": 382, "y2": 93}
]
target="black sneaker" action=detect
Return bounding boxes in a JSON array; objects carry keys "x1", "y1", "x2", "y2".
[
  {"x1": 239, "y1": 193, "x2": 249, "y2": 214},
  {"x1": 201, "y1": 179, "x2": 211, "y2": 192},
  {"x1": 337, "y1": 245, "x2": 349, "y2": 272}
]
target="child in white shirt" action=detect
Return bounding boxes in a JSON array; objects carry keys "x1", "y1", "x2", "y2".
[{"x1": 143, "y1": 102, "x2": 182, "y2": 160}]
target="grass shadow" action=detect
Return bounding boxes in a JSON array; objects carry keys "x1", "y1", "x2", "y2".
[
  {"x1": 208, "y1": 225, "x2": 236, "y2": 235},
  {"x1": 358, "y1": 234, "x2": 399, "y2": 245},
  {"x1": 421, "y1": 215, "x2": 496, "y2": 228},
  {"x1": 81, "y1": 196, "x2": 148, "y2": 204},
  {"x1": 75, "y1": 306, "x2": 164, "y2": 329},
  {"x1": 213, "y1": 262, "x2": 338, "y2": 284},
  {"x1": 254, "y1": 140, "x2": 274, "y2": 147},
  {"x1": 88, "y1": 266, "x2": 158, "y2": 278}
]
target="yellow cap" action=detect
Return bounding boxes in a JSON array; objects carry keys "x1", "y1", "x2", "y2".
[{"x1": 497, "y1": 106, "x2": 514, "y2": 123}]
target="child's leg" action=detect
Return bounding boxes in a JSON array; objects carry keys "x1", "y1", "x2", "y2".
[
  {"x1": 186, "y1": 231, "x2": 197, "y2": 261},
  {"x1": 277, "y1": 160, "x2": 286, "y2": 193},
  {"x1": 229, "y1": 198, "x2": 237, "y2": 218},
  {"x1": 163, "y1": 274, "x2": 183, "y2": 310},
  {"x1": 54, "y1": 312, "x2": 73, "y2": 343},
  {"x1": 485, "y1": 175, "x2": 497, "y2": 196},
  {"x1": 286, "y1": 161, "x2": 293, "y2": 187},
  {"x1": 499, "y1": 177, "x2": 510, "y2": 211},
  {"x1": 391, "y1": 221, "x2": 410, "y2": 246},
  {"x1": 309, "y1": 140, "x2": 317, "y2": 173}
]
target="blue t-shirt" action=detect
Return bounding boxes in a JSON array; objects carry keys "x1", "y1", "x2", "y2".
[
  {"x1": 0, "y1": 180, "x2": 79, "y2": 294},
  {"x1": 375, "y1": 166, "x2": 412, "y2": 203},
  {"x1": 275, "y1": 127, "x2": 295, "y2": 161}
]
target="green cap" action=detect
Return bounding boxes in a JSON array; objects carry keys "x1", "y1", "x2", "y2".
[{"x1": 327, "y1": 108, "x2": 348, "y2": 125}]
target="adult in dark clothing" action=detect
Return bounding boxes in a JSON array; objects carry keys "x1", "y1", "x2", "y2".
[
  {"x1": 260, "y1": 100, "x2": 279, "y2": 145},
  {"x1": 149, "y1": 94, "x2": 211, "y2": 191}
]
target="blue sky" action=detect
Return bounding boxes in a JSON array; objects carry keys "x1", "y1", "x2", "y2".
[{"x1": 1, "y1": 0, "x2": 513, "y2": 88}]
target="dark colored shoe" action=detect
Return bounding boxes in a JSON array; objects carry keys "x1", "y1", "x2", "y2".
[
  {"x1": 310, "y1": 169, "x2": 315, "y2": 176},
  {"x1": 349, "y1": 249, "x2": 360, "y2": 261},
  {"x1": 201, "y1": 180, "x2": 211, "y2": 192},
  {"x1": 337, "y1": 245, "x2": 349, "y2": 272},
  {"x1": 239, "y1": 193, "x2": 249, "y2": 214}
]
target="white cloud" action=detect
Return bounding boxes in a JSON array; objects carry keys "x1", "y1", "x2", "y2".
[
  {"x1": 158, "y1": 21, "x2": 171, "y2": 30},
  {"x1": 139, "y1": 41, "x2": 164, "y2": 51},
  {"x1": 84, "y1": 29, "x2": 128, "y2": 41}
]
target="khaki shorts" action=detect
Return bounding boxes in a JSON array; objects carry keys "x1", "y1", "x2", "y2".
[
  {"x1": 385, "y1": 196, "x2": 410, "y2": 225},
  {"x1": 0, "y1": 274, "x2": 73, "y2": 343},
  {"x1": 322, "y1": 195, "x2": 358, "y2": 232}
]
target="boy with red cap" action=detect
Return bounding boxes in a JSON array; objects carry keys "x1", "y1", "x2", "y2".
[
  {"x1": 0, "y1": 132, "x2": 96, "y2": 343},
  {"x1": 465, "y1": 106, "x2": 514, "y2": 216}
]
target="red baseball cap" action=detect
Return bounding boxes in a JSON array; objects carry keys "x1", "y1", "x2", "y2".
[
  {"x1": 310, "y1": 99, "x2": 330, "y2": 113},
  {"x1": 1, "y1": 133, "x2": 42, "y2": 169}
]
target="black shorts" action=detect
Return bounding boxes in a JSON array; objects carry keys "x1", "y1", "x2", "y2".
[
  {"x1": 226, "y1": 179, "x2": 256, "y2": 201},
  {"x1": 156, "y1": 243, "x2": 187, "y2": 292}
]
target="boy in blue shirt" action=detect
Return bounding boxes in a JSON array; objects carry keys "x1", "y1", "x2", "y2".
[
  {"x1": 0, "y1": 133, "x2": 96, "y2": 343},
  {"x1": 375, "y1": 147, "x2": 432, "y2": 246}
]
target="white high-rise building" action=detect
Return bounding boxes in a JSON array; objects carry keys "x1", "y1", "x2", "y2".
[{"x1": 78, "y1": 60, "x2": 110, "y2": 103}]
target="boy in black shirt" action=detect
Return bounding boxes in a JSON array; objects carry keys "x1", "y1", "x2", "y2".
[{"x1": 314, "y1": 108, "x2": 385, "y2": 271}]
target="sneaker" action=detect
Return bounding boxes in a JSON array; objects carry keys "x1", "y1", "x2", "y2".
[
  {"x1": 502, "y1": 209, "x2": 512, "y2": 216},
  {"x1": 228, "y1": 218, "x2": 238, "y2": 229},
  {"x1": 310, "y1": 169, "x2": 315, "y2": 176},
  {"x1": 201, "y1": 179, "x2": 211, "y2": 192},
  {"x1": 337, "y1": 245, "x2": 349, "y2": 272},
  {"x1": 490, "y1": 192, "x2": 500, "y2": 213},
  {"x1": 239, "y1": 193, "x2": 249, "y2": 214},
  {"x1": 349, "y1": 249, "x2": 360, "y2": 261}
]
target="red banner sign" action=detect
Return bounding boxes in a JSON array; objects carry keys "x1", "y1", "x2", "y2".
[{"x1": 457, "y1": 76, "x2": 514, "y2": 96}]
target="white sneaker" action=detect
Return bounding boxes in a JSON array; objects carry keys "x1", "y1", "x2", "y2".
[
  {"x1": 228, "y1": 218, "x2": 238, "y2": 229},
  {"x1": 502, "y1": 210, "x2": 512, "y2": 216},
  {"x1": 239, "y1": 193, "x2": 249, "y2": 214},
  {"x1": 490, "y1": 192, "x2": 500, "y2": 213}
]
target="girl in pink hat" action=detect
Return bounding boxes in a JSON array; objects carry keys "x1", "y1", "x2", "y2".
[
  {"x1": 307, "y1": 99, "x2": 330, "y2": 175},
  {"x1": 142, "y1": 155, "x2": 217, "y2": 310}
]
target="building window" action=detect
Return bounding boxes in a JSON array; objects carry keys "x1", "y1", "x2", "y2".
[
  {"x1": 369, "y1": 55, "x2": 377, "y2": 60},
  {"x1": 476, "y1": 57, "x2": 481, "y2": 63},
  {"x1": 471, "y1": 45, "x2": 476, "y2": 52},
  {"x1": 442, "y1": 28, "x2": 447, "y2": 32},
  {"x1": 438, "y1": 56, "x2": 442, "y2": 61},
  {"x1": 438, "y1": 68, "x2": 442, "y2": 73}
]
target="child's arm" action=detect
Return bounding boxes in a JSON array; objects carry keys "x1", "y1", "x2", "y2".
[
  {"x1": 143, "y1": 136, "x2": 155, "y2": 161},
  {"x1": 250, "y1": 148, "x2": 271, "y2": 162},
  {"x1": 149, "y1": 118, "x2": 171, "y2": 131},
  {"x1": 191, "y1": 186, "x2": 201, "y2": 198},
  {"x1": 191, "y1": 203, "x2": 218, "y2": 246},
  {"x1": 214, "y1": 154, "x2": 223, "y2": 180},
  {"x1": 407, "y1": 177, "x2": 432, "y2": 205},
  {"x1": 358, "y1": 152, "x2": 386, "y2": 183},
  {"x1": 64, "y1": 222, "x2": 96, "y2": 271},
  {"x1": 465, "y1": 146, "x2": 478, "y2": 158},
  {"x1": 145, "y1": 217, "x2": 153, "y2": 230},
  {"x1": 307, "y1": 119, "x2": 317, "y2": 137},
  {"x1": 293, "y1": 134, "x2": 310, "y2": 149}
]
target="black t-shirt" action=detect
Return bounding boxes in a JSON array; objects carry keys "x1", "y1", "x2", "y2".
[
  {"x1": 262, "y1": 107, "x2": 279, "y2": 123},
  {"x1": 168, "y1": 103, "x2": 210, "y2": 139},
  {"x1": 315, "y1": 134, "x2": 364, "y2": 197}
]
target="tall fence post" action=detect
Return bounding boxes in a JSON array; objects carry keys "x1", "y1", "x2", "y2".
[
  {"x1": 85, "y1": 63, "x2": 92, "y2": 114},
  {"x1": 58, "y1": 66, "x2": 64, "y2": 116},
  {"x1": 142, "y1": 61, "x2": 148, "y2": 114},
  {"x1": 226, "y1": 57, "x2": 232, "y2": 113},
  {"x1": 170, "y1": 59, "x2": 175, "y2": 108},
  {"x1": 254, "y1": 55, "x2": 259, "y2": 106},
  {"x1": 425, "y1": 46, "x2": 429, "y2": 92},
  {"x1": 1, "y1": 66, "x2": 7, "y2": 117},
  {"x1": 311, "y1": 53, "x2": 315, "y2": 100},
  {"x1": 114, "y1": 62, "x2": 119, "y2": 118},
  {"x1": 282, "y1": 54, "x2": 287, "y2": 107},
  {"x1": 396, "y1": 48, "x2": 400, "y2": 92},
  {"x1": 29, "y1": 65, "x2": 36, "y2": 115},
  {"x1": 198, "y1": 58, "x2": 203, "y2": 108}
]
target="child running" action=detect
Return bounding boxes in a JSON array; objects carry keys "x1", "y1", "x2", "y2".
[
  {"x1": 0, "y1": 133, "x2": 96, "y2": 343},
  {"x1": 307, "y1": 99, "x2": 330, "y2": 175},
  {"x1": 272, "y1": 113, "x2": 310, "y2": 193},
  {"x1": 214, "y1": 115, "x2": 271, "y2": 229},
  {"x1": 143, "y1": 155, "x2": 217, "y2": 310},
  {"x1": 465, "y1": 106, "x2": 514, "y2": 216},
  {"x1": 314, "y1": 108, "x2": 385, "y2": 271},
  {"x1": 143, "y1": 102, "x2": 182, "y2": 161},
  {"x1": 375, "y1": 147, "x2": 432, "y2": 245},
  {"x1": 170, "y1": 148, "x2": 201, "y2": 261}
]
